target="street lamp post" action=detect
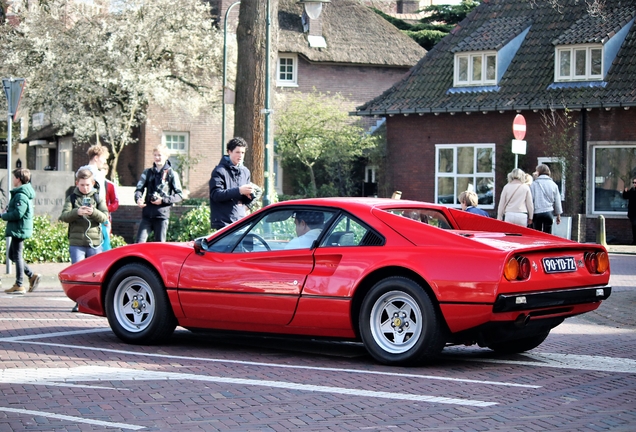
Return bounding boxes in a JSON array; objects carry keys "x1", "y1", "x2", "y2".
[
  {"x1": 221, "y1": 1, "x2": 241, "y2": 157},
  {"x1": 263, "y1": 0, "x2": 330, "y2": 206}
]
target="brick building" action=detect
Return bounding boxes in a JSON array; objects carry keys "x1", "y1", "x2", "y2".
[{"x1": 356, "y1": 0, "x2": 636, "y2": 245}]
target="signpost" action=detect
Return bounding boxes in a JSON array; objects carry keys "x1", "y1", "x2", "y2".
[
  {"x1": 511, "y1": 114, "x2": 527, "y2": 168},
  {"x1": 2, "y1": 78, "x2": 26, "y2": 274}
]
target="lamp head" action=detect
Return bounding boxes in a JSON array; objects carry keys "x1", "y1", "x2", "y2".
[{"x1": 298, "y1": 0, "x2": 330, "y2": 20}]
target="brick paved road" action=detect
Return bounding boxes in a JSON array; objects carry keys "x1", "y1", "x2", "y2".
[{"x1": 0, "y1": 255, "x2": 634, "y2": 431}]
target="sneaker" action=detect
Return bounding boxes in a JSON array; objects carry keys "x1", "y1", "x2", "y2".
[
  {"x1": 4, "y1": 284, "x2": 26, "y2": 295},
  {"x1": 28, "y1": 274, "x2": 42, "y2": 292}
]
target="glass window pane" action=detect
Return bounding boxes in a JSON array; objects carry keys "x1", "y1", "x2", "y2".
[
  {"x1": 437, "y1": 177, "x2": 455, "y2": 204},
  {"x1": 458, "y1": 57, "x2": 468, "y2": 82},
  {"x1": 559, "y1": 50, "x2": 571, "y2": 77},
  {"x1": 457, "y1": 147, "x2": 474, "y2": 174},
  {"x1": 575, "y1": 49, "x2": 586, "y2": 76},
  {"x1": 456, "y1": 177, "x2": 471, "y2": 202},
  {"x1": 591, "y1": 48, "x2": 602, "y2": 76},
  {"x1": 438, "y1": 148, "x2": 454, "y2": 173},
  {"x1": 594, "y1": 147, "x2": 636, "y2": 212},
  {"x1": 486, "y1": 55, "x2": 496, "y2": 81},
  {"x1": 476, "y1": 147, "x2": 493, "y2": 172},
  {"x1": 472, "y1": 55, "x2": 482, "y2": 81},
  {"x1": 475, "y1": 177, "x2": 494, "y2": 204}
]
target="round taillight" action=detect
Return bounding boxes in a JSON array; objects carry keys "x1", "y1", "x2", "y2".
[
  {"x1": 584, "y1": 252, "x2": 599, "y2": 274},
  {"x1": 596, "y1": 251, "x2": 609, "y2": 273},
  {"x1": 504, "y1": 257, "x2": 519, "y2": 281},
  {"x1": 517, "y1": 256, "x2": 531, "y2": 280}
]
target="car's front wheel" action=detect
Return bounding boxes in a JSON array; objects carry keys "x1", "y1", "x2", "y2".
[
  {"x1": 359, "y1": 276, "x2": 445, "y2": 366},
  {"x1": 105, "y1": 263, "x2": 176, "y2": 344}
]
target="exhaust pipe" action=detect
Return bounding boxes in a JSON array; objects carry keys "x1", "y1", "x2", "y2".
[{"x1": 514, "y1": 313, "x2": 530, "y2": 328}]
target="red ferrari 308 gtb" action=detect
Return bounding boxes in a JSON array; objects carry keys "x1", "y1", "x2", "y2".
[{"x1": 59, "y1": 198, "x2": 611, "y2": 366}]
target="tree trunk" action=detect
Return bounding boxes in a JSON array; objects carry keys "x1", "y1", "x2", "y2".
[{"x1": 234, "y1": 0, "x2": 278, "y2": 189}]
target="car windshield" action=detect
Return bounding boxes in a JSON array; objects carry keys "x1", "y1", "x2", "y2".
[{"x1": 384, "y1": 208, "x2": 452, "y2": 229}]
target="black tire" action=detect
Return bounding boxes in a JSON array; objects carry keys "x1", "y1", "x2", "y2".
[
  {"x1": 487, "y1": 331, "x2": 550, "y2": 354},
  {"x1": 359, "y1": 276, "x2": 445, "y2": 366},
  {"x1": 105, "y1": 263, "x2": 177, "y2": 344}
]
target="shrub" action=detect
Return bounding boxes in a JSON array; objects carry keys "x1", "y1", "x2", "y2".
[
  {"x1": 0, "y1": 215, "x2": 128, "y2": 264},
  {"x1": 167, "y1": 204, "x2": 214, "y2": 242}
]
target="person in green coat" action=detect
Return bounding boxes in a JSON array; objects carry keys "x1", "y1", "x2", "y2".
[{"x1": 2, "y1": 168, "x2": 41, "y2": 295}]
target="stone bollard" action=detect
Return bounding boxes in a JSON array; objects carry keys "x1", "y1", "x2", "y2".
[{"x1": 596, "y1": 215, "x2": 607, "y2": 247}]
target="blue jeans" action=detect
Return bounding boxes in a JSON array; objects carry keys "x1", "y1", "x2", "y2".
[
  {"x1": 70, "y1": 245, "x2": 102, "y2": 264},
  {"x1": 8, "y1": 237, "x2": 34, "y2": 287},
  {"x1": 135, "y1": 218, "x2": 169, "y2": 243}
]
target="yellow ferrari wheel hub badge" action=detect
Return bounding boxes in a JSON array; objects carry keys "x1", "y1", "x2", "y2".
[
  {"x1": 132, "y1": 299, "x2": 140, "y2": 309},
  {"x1": 393, "y1": 317, "x2": 402, "y2": 327}
]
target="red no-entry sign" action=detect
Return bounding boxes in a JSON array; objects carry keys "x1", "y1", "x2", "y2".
[{"x1": 513, "y1": 114, "x2": 526, "y2": 140}]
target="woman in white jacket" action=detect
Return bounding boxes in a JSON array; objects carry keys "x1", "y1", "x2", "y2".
[{"x1": 497, "y1": 168, "x2": 534, "y2": 227}]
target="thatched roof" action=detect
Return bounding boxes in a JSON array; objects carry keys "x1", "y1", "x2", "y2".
[
  {"x1": 278, "y1": 0, "x2": 426, "y2": 67},
  {"x1": 356, "y1": 0, "x2": 636, "y2": 115}
]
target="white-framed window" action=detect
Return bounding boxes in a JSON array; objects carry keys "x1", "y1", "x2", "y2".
[
  {"x1": 590, "y1": 142, "x2": 636, "y2": 214},
  {"x1": 435, "y1": 144, "x2": 495, "y2": 209},
  {"x1": 58, "y1": 137, "x2": 73, "y2": 172},
  {"x1": 537, "y1": 157, "x2": 566, "y2": 200},
  {"x1": 162, "y1": 132, "x2": 189, "y2": 182},
  {"x1": 555, "y1": 45, "x2": 603, "y2": 82},
  {"x1": 277, "y1": 54, "x2": 298, "y2": 87},
  {"x1": 35, "y1": 146, "x2": 49, "y2": 171},
  {"x1": 454, "y1": 52, "x2": 497, "y2": 87}
]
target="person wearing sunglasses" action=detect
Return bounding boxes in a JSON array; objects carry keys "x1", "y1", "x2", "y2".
[{"x1": 622, "y1": 176, "x2": 636, "y2": 245}]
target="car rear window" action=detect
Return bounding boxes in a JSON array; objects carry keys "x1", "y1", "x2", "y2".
[{"x1": 384, "y1": 208, "x2": 452, "y2": 229}]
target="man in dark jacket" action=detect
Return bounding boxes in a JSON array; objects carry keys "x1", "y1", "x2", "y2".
[
  {"x1": 623, "y1": 175, "x2": 636, "y2": 245},
  {"x1": 134, "y1": 144, "x2": 183, "y2": 242},
  {"x1": 209, "y1": 137, "x2": 255, "y2": 229},
  {"x1": 2, "y1": 168, "x2": 41, "y2": 294}
]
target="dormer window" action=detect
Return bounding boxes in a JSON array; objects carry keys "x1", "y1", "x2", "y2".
[
  {"x1": 454, "y1": 52, "x2": 497, "y2": 86},
  {"x1": 555, "y1": 45, "x2": 602, "y2": 82}
]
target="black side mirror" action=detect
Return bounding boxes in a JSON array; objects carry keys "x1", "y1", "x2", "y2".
[{"x1": 194, "y1": 237, "x2": 207, "y2": 256}]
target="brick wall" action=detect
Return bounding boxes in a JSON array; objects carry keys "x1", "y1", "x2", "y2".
[{"x1": 385, "y1": 108, "x2": 636, "y2": 244}]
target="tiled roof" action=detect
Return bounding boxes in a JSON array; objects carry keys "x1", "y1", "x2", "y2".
[
  {"x1": 553, "y1": 7, "x2": 636, "y2": 45},
  {"x1": 278, "y1": 0, "x2": 425, "y2": 67},
  {"x1": 452, "y1": 17, "x2": 532, "y2": 52},
  {"x1": 356, "y1": 0, "x2": 636, "y2": 115}
]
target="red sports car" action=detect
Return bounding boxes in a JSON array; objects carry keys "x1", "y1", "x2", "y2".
[{"x1": 59, "y1": 198, "x2": 611, "y2": 366}]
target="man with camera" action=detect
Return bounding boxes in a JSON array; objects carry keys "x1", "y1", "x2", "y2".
[
  {"x1": 134, "y1": 144, "x2": 183, "y2": 242},
  {"x1": 209, "y1": 137, "x2": 257, "y2": 230},
  {"x1": 59, "y1": 169, "x2": 109, "y2": 263}
]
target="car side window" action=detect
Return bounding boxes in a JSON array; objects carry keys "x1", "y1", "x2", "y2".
[
  {"x1": 320, "y1": 214, "x2": 382, "y2": 247},
  {"x1": 229, "y1": 208, "x2": 338, "y2": 252},
  {"x1": 206, "y1": 225, "x2": 250, "y2": 253}
]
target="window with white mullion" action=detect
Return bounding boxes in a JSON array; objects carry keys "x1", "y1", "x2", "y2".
[
  {"x1": 454, "y1": 52, "x2": 497, "y2": 86},
  {"x1": 556, "y1": 45, "x2": 603, "y2": 81}
]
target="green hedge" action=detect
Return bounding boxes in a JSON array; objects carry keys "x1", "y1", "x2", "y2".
[
  {"x1": 167, "y1": 204, "x2": 214, "y2": 242},
  {"x1": 0, "y1": 216, "x2": 127, "y2": 264}
]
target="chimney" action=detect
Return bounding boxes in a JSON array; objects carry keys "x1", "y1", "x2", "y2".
[
  {"x1": 397, "y1": 0, "x2": 420, "y2": 14},
  {"x1": 302, "y1": 9, "x2": 326, "y2": 48}
]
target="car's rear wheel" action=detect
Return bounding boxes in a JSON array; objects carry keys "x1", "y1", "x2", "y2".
[
  {"x1": 359, "y1": 276, "x2": 445, "y2": 366},
  {"x1": 487, "y1": 331, "x2": 550, "y2": 354},
  {"x1": 105, "y1": 263, "x2": 176, "y2": 344}
]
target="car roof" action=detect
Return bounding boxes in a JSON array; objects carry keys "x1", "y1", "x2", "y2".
[{"x1": 269, "y1": 197, "x2": 448, "y2": 212}]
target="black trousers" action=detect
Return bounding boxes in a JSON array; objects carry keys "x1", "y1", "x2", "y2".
[{"x1": 533, "y1": 212, "x2": 554, "y2": 234}]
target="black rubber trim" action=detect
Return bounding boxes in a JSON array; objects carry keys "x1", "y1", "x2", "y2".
[{"x1": 493, "y1": 286, "x2": 611, "y2": 313}]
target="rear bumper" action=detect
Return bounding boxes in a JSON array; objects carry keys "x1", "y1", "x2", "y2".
[{"x1": 492, "y1": 285, "x2": 611, "y2": 313}]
